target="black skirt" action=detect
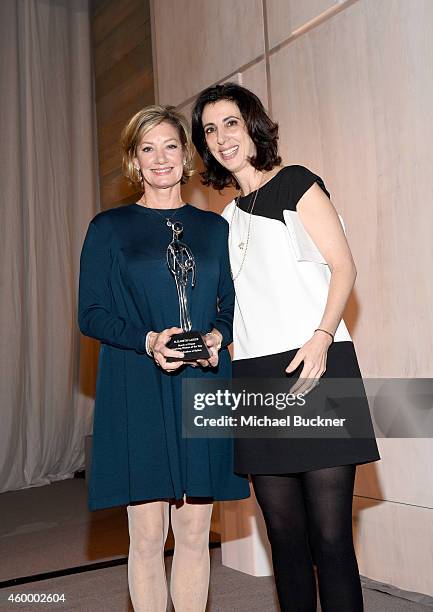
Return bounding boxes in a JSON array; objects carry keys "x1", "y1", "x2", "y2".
[{"x1": 233, "y1": 341, "x2": 380, "y2": 474}]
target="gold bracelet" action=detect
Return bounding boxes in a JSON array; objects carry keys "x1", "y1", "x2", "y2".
[{"x1": 314, "y1": 328, "x2": 334, "y2": 341}]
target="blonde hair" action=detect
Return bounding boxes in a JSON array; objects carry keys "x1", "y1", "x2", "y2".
[{"x1": 121, "y1": 105, "x2": 195, "y2": 187}]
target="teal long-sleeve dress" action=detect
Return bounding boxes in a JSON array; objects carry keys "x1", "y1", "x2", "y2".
[{"x1": 79, "y1": 203, "x2": 249, "y2": 510}]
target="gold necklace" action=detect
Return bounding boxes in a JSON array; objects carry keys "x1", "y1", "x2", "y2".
[
  {"x1": 236, "y1": 189, "x2": 258, "y2": 250},
  {"x1": 229, "y1": 174, "x2": 264, "y2": 281}
]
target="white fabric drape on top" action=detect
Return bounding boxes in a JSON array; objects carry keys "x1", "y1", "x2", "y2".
[{"x1": 0, "y1": 0, "x2": 99, "y2": 492}]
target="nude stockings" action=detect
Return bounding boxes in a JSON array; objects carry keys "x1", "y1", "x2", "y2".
[{"x1": 127, "y1": 500, "x2": 213, "y2": 612}]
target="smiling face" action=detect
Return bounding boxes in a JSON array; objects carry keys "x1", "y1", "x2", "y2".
[
  {"x1": 134, "y1": 121, "x2": 185, "y2": 190},
  {"x1": 201, "y1": 100, "x2": 256, "y2": 174}
]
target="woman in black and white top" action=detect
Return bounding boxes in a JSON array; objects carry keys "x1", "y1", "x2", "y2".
[{"x1": 192, "y1": 83, "x2": 379, "y2": 612}]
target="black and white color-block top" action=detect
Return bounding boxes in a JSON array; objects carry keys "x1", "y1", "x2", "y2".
[
  {"x1": 223, "y1": 166, "x2": 380, "y2": 473},
  {"x1": 222, "y1": 165, "x2": 352, "y2": 361},
  {"x1": 223, "y1": 165, "x2": 380, "y2": 474}
]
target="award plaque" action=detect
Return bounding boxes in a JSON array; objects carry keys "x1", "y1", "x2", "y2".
[{"x1": 166, "y1": 221, "x2": 211, "y2": 362}]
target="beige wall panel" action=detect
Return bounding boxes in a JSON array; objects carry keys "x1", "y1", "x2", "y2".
[
  {"x1": 266, "y1": 0, "x2": 346, "y2": 49},
  {"x1": 219, "y1": 60, "x2": 267, "y2": 109},
  {"x1": 355, "y1": 439, "x2": 433, "y2": 508},
  {"x1": 270, "y1": 0, "x2": 433, "y2": 377},
  {"x1": 240, "y1": 60, "x2": 269, "y2": 110},
  {"x1": 153, "y1": 0, "x2": 265, "y2": 107},
  {"x1": 353, "y1": 497, "x2": 433, "y2": 596},
  {"x1": 361, "y1": 0, "x2": 433, "y2": 378},
  {"x1": 270, "y1": 41, "x2": 324, "y2": 172}
]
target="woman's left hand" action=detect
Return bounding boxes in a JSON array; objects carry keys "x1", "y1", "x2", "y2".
[
  {"x1": 196, "y1": 329, "x2": 222, "y2": 369},
  {"x1": 286, "y1": 330, "x2": 333, "y2": 395}
]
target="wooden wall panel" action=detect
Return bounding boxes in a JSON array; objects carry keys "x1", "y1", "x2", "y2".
[
  {"x1": 94, "y1": 10, "x2": 151, "y2": 77},
  {"x1": 91, "y1": 0, "x2": 154, "y2": 209}
]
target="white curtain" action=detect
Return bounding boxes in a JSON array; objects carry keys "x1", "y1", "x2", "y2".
[{"x1": 0, "y1": 0, "x2": 99, "y2": 492}]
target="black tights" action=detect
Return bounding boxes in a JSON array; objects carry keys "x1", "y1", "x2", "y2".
[{"x1": 251, "y1": 465, "x2": 363, "y2": 612}]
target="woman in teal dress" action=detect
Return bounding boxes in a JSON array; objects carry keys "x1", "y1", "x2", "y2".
[{"x1": 78, "y1": 105, "x2": 249, "y2": 612}]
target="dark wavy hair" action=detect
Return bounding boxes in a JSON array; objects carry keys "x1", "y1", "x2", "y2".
[{"x1": 191, "y1": 82, "x2": 282, "y2": 190}]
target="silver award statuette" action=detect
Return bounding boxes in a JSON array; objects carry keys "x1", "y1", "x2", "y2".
[{"x1": 166, "y1": 221, "x2": 211, "y2": 362}]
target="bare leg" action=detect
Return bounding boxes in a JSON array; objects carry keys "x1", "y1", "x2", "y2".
[
  {"x1": 127, "y1": 501, "x2": 170, "y2": 612},
  {"x1": 170, "y1": 499, "x2": 213, "y2": 612}
]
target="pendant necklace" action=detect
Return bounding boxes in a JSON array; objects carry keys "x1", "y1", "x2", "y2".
[
  {"x1": 229, "y1": 173, "x2": 264, "y2": 281},
  {"x1": 235, "y1": 189, "x2": 259, "y2": 250},
  {"x1": 139, "y1": 200, "x2": 185, "y2": 228}
]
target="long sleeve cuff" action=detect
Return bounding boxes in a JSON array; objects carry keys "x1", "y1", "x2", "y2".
[{"x1": 214, "y1": 319, "x2": 232, "y2": 349}]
